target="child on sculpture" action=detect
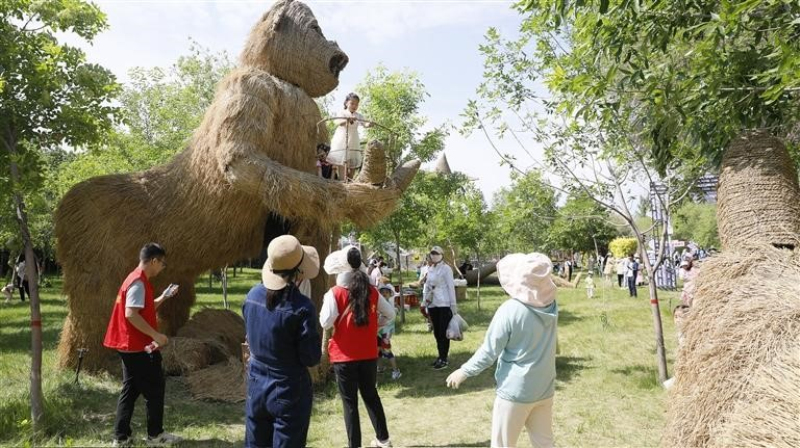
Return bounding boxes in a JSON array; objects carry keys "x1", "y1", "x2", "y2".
[
  {"x1": 327, "y1": 92, "x2": 371, "y2": 180},
  {"x1": 103, "y1": 243, "x2": 182, "y2": 447},
  {"x1": 446, "y1": 252, "x2": 558, "y2": 448}
]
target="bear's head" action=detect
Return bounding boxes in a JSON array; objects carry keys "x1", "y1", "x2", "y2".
[{"x1": 240, "y1": 0, "x2": 348, "y2": 98}]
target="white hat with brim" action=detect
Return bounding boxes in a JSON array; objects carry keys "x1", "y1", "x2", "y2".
[
  {"x1": 262, "y1": 235, "x2": 320, "y2": 290},
  {"x1": 430, "y1": 245, "x2": 444, "y2": 255},
  {"x1": 497, "y1": 253, "x2": 557, "y2": 308},
  {"x1": 324, "y1": 245, "x2": 360, "y2": 275}
]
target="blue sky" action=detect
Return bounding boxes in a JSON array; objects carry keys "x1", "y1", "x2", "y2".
[{"x1": 80, "y1": 0, "x2": 531, "y2": 201}]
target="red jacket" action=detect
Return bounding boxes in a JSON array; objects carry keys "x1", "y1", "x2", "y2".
[
  {"x1": 328, "y1": 285, "x2": 379, "y2": 362},
  {"x1": 103, "y1": 267, "x2": 157, "y2": 352}
]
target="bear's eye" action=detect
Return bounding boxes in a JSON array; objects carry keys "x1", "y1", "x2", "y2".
[{"x1": 311, "y1": 23, "x2": 322, "y2": 35}]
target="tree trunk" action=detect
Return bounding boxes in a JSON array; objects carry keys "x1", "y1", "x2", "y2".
[
  {"x1": 5, "y1": 127, "x2": 44, "y2": 434},
  {"x1": 639, "y1": 245, "x2": 668, "y2": 383},
  {"x1": 475, "y1": 248, "x2": 481, "y2": 311},
  {"x1": 221, "y1": 266, "x2": 229, "y2": 310},
  {"x1": 393, "y1": 232, "x2": 405, "y2": 324}
]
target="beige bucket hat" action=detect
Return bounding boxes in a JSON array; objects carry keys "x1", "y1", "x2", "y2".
[
  {"x1": 262, "y1": 235, "x2": 320, "y2": 290},
  {"x1": 497, "y1": 253, "x2": 557, "y2": 307}
]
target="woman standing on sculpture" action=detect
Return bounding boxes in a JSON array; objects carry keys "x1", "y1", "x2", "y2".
[
  {"x1": 327, "y1": 93, "x2": 371, "y2": 181},
  {"x1": 320, "y1": 246, "x2": 394, "y2": 448},
  {"x1": 243, "y1": 235, "x2": 321, "y2": 448}
]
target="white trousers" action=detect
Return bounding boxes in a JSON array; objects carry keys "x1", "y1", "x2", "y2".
[{"x1": 491, "y1": 395, "x2": 554, "y2": 448}]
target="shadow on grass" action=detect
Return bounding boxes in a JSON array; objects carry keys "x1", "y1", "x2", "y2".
[
  {"x1": 556, "y1": 355, "x2": 591, "y2": 387},
  {"x1": 610, "y1": 364, "x2": 662, "y2": 390},
  {"x1": 393, "y1": 352, "x2": 496, "y2": 399},
  {"x1": 0, "y1": 375, "x2": 246, "y2": 445},
  {"x1": 558, "y1": 309, "x2": 582, "y2": 326},
  {"x1": 179, "y1": 439, "x2": 239, "y2": 447},
  {"x1": 404, "y1": 441, "x2": 491, "y2": 447}
]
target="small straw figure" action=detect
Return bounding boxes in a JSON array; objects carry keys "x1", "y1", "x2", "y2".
[
  {"x1": 585, "y1": 273, "x2": 595, "y2": 299},
  {"x1": 355, "y1": 140, "x2": 387, "y2": 185},
  {"x1": 327, "y1": 92, "x2": 371, "y2": 181}
]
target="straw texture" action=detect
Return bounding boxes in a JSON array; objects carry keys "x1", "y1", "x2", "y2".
[
  {"x1": 663, "y1": 246, "x2": 800, "y2": 447},
  {"x1": 185, "y1": 357, "x2": 246, "y2": 403},
  {"x1": 54, "y1": 0, "x2": 419, "y2": 372},
  {"x1": 717, "y1": 131, "x2": 800, "y2": 251},
  {"x1": 355, "y1": 140, "x2": 387, "y2": 185}
]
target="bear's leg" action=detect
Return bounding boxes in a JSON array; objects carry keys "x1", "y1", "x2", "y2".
[{"x1": 57, "y1": 308, "x2": 120, "y2": 373}]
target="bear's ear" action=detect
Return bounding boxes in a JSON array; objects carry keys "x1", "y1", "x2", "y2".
[{"x1": 265, "y1": 2, "x2": 290, "y2": 33}]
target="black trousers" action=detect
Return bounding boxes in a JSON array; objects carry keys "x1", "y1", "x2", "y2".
[
  {"x1": 333, "y1": 359, "x2": 389, "y2": 448},
  {"x1": 114, "y1": 351, "x2": 165, "y2": 440},
  {"x1": 428, "y1": 307, "x2": 453, "y2": 362},
  {"x1": 17, "y1": 279, "x2": 29, "y2": 301},
  {"x1": 617, "y1": 274, "x2": 624, "y2": 288}
]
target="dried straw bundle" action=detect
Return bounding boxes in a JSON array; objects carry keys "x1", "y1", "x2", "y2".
[
  {"x1": 355, "y1": 140, "x2": 386, "y2": 185},
  {"x1": 176, "y1": 309, "x2": 246, "y2": 357},
  {"x1": 185, "y1": 357, "x2": 246, "y2": 403},
  {"x1": 663, "y1": 246, "x2": 800, "y2": 447},
  {"x1": 161, "y1": 337, "x2": 229, "y2": 376},
  {"x1": 717, "y1": 131, "x2": 800, "y2": 251}
]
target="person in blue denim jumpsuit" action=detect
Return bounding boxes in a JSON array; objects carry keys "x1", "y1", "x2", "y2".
[{"x1": 243, "y1": 235, "x2": 321, "y2": 448}]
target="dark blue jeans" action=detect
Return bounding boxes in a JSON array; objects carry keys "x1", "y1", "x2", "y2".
[
  {"x1": 245, "y1": 358, "x2": 312, "y2": 448},
  {"x1": 627, "y1": 275, "x2": 638, "y2": 297}
]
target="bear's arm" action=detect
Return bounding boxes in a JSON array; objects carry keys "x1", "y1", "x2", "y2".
[{"x1": 217, "y1": 91, "x2": 418, "y2": 227}]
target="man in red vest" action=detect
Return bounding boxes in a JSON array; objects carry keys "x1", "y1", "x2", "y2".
[{"x1": 103, "y1": 242, "x2": 182, "y2": 447}]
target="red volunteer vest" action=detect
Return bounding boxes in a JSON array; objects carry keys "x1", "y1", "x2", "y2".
[
  {"x1": 328, "y1": 285, "x2": 380, "y2": 362},
  {"x1": 103, "y1": 267, "x2": 157, "y2": 352}
]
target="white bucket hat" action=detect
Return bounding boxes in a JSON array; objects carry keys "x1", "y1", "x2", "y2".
[
  {"x1": 262, "y1": 235, "x2": 319, "y2": 290},
  {"x1": 497, "y1": 253, "x2": 557, "y2": 307},
  {"x1": 324, "y1": 245, "x2": 361, "y2": 275}
]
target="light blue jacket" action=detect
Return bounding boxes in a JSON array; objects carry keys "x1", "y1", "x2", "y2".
[{"x1": 460, "y1": 298, "x2": 558, "y2": 403}]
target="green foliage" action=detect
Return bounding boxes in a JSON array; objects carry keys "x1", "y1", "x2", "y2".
[
  {"x1": 548, "y1": 192, "x2": 618, "y2": 253},
  {"x1": 492, "y1": 170, "x2": 558, "y2": 252},
  {"x1": 609, "y1": 237, "x2": 638, "y2": 258},
  {"x1": 354, "y1": 66, "x2": 446, "y2": 261},
  {"x1": 516, "y1": 0, "x2": 800, "y2": 172},
  {"x1": 0, "y1": 0, "x2": 120, "y2": 251},
  {"x1": 55, "y1": 42, "x2": 234, "y2": 188},
  {"x1": 355, "y1": 65, "x2": 447, "y2": 170},
  {"x1": 673, "y1": 202, "x2": 720, "y2": 249}
]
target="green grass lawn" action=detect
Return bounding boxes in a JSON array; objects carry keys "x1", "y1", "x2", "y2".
[{"x1": 0, "y1": 270, "x2": 678, "y2": 447}]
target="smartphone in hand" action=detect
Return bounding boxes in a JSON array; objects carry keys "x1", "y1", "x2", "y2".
[{"x1": 165, "y1": 284, "x2": 179, "y2": 297}]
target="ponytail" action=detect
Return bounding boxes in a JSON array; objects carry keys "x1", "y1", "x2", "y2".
[
  {"x1": 265, "y1": 271, "x2": 298, "y2": 310},
  {"x1": 345, "y1": 247, "x2": 371, "y2": 326}
]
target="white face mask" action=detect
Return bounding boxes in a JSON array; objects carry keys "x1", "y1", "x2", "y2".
[{"x1": 431, "y1": 254, "x2": 443, "y2": 263}]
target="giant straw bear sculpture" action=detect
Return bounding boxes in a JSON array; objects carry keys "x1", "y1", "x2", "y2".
[{"x1": 55, "y1": 0, "x2": 419, "y2": 372}]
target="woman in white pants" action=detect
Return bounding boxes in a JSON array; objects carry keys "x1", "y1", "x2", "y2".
[{"x1": 446, "y1": 253, "x2": 558, "y2": 448}]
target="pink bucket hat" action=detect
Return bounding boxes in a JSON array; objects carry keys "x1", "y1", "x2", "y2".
[{"x1": 497, "y1": 253, "x2": 557, "y2": 307}]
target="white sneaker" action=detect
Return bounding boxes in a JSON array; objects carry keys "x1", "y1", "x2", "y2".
[
  {"x1": 147, "y1": 432, "x2": 183, "y2": 446},
  {"x1": 371, "y1": 438, "x2": 392, "y2": 447},
  {"x1": 112, "y1": 439, "x2": 133, "y2": 448},
  {"x1": 391, "y1": 369, "x2": 402, "y2": 380}
]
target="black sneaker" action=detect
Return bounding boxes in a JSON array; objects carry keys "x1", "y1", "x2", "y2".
[
  {"x1": 433, "y1": 359, "x2": 449, "y2": 370},
  {"x1": 431, "y1": 359, "x2": 440, "y2": 367}
]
